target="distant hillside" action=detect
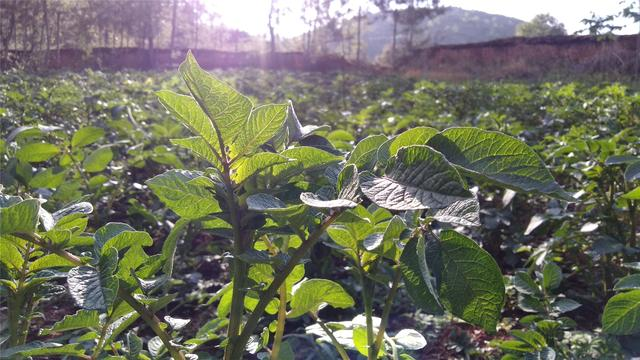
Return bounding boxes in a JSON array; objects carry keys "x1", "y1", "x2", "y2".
[{"x1": 361, "y1": 7, "x2": 524, "y2": 61}]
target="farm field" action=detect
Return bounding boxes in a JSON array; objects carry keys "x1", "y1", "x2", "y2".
[{"x1": 1, "y1": 58, "x2": 640, "y2": 360}]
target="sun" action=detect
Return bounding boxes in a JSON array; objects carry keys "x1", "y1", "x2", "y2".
[{"x1": 205, "y1": 0, "x2": 308, "y2": 37}]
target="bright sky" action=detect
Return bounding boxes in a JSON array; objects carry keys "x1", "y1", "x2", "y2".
[{"x1": 208, "y1": 0, "x2": 638, "y2": 36}]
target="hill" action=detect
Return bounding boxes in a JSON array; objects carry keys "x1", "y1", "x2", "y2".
[{"x1": 361, "y1": 7, "x2": 524, "y2": 61}]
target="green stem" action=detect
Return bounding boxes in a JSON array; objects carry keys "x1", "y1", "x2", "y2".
[
  {"x1": 118, "y1": 289, "x2": 185, "y2": 360},
  {"x1": 91, "y1": 311, "x2": 114, "y2": 359},
  {"x1": 270, "y1": 282, "x2": 287, "y2": 358},
  {"x1": 628, "y1": 198, "x2": 637, "y2": 248},
  {"x1": 229, "y1": 211, "x2": 343, "y2": 359},
  {"x1": 311, "y1": 313, "x2": 350, "y2": 360},
  {"x1": 14, "y1": 232, "x2": 85, "y2": 266},
  {"x1": 7, "y1": 294, "x2": 22, "y2": 347},
  {"x1": 270, "y1": 237, "x2": 289, "y2": 359},
  {"x1": 223, "y1": 159, "x2": 251, "y2": 360},
  {"x1": 69, "y1": 150, "x2": 91, "y2": 188},
  {"x1": 359, "y1": 269, "x2": 376, "y2": 360},
  {"x1": 9, "y1": 243, "x2": 34, "y2": 347},
  {"x1": 384, "y1": 333, "x2": 399, "y2": 360},
  {"x1": 372, "y1": 266, "x2": 401, "y2": 356}
]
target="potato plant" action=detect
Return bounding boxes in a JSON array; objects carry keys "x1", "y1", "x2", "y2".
[{"x1": 134, "y1": 52, "x2": 569, "y2": 359}]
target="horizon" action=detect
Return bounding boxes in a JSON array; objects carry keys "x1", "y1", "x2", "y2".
[{"x1": 208, "y1": 0, "x2": 638, "y2": 38}]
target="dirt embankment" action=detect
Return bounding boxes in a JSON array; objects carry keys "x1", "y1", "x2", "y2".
[
  {"x1": 0, "y1": 48, "x2": 357, "y2": 72},
  {"x1": 2, "y1": 35, "x2": 638, "y2": 80},
  {"x1": 401, "y1": 35, "x2": 640, "y2": 80}
]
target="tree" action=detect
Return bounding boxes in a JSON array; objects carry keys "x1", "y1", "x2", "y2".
[
  {"x1": 299, "y1": 0, "x2": 335, "y2": 55},
  {"x1": 516, "y1": 13, "x2": 567, "y2": 37},
  {"x1": 374, "y1": 0, "x2": 443, "y2": 66},
  {"x1": 267, "y1": 0, "x2": 285, "y2": 53},
  {"x1": 169, "y1": 0, "x2": 179, "y2": 49}
]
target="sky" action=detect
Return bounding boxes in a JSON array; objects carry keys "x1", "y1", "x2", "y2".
[{"x1": 208, "y1": 0, "x2": 638, "y2": 37}]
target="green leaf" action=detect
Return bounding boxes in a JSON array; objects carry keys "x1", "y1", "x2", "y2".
[
  {"x1": 0, "y1": 198, "x2": 40, "y2": 234},
  {"x1": 29, "y1": 254, "x2": 77, "y2": 271},
  {"x1": 146, "y1": 169, "x2": 221, "y2": 219},
  {"x1": 234, "y1": 103, "x2": 288, "y2": 158},
  {"x1": 117, "y1": 245, "x2": 149, "y2": 284},
  {"x1": 625, "y1": 161, "x2": 640, "y2": 182},
  {"x1": 288, "y1": 279, "x2": 355, "y2": 318},
  {"x1": 0, "y1": 342, "x2": 86, "y2": 358},
  {"x1": 497, "y1": 339, "x2": 536, "y2": 353},
  {"x1": 157, "y1": 90, "x2": 221, "y2": 151},
  {"x1": 393, "y1": 329, "x2": 427, "y2": 350},
  {"x1": 378, "y1": 215, "x2": 406, "y2": 256},
  {"x1": 148, "y1": 336, "x2": 165, "y2": 357},
  {"x1": 348, "y1": 135, "x2": 387, "y2": 170},
  {"x1": 353, "y1": 327, "x2": 370, "y2": 357},
  {"x1": 29, "y1": 168, "x2": 67, "y2": 189},
  {"x1": 0, "y1": 241, "x2": 23, "y2": 270},
  {"x1": 160, "y1": 218, "x2": 189, "y2": 275},
  {"x1": 218, "y1": 286, "x2": 233, "y2": 318},
  {"x1": 164, "y1": 315, "x2": 190, "y2": 330},
  {"x1": 360, "y1": 145, "x2": 471, "y2": 210},
  {"x1": 438, "y1": 230, "x2": 505, "y2": 331},
  {"x1": 333, "y1": 165, "x2": 357, "y2": 199},
  {"x1": 246, "y1": 193, "x2": 285, "y2": 211},
  {"x1": 525, "y1": 347, "x2": 556, "y2": 360},
  {"x1": 427, "y1": 128, "x2": 572, "y2": 201},
  {"x1": 605, "y1": 155, "x2": 638, "y2": 165},
  {"x1": 16, "y1": 142, "x2": 60, "y2": 163},
  {"x1": 270, "y1": 146, "x2": 342, "y2": 179},
  {"x1": 512, "y1": 329, "x2": 547, "y2": 348},
  {"x1": 94, "y1": 222, "x2": 153, "y2": 254},
  {"x1": 53, "y1": 202, "x2": 93, "y2": 222},
  {"x1": 400, "y1": 235, "x2": 444, "y2": 314},
  {"x1": 67, "y1": 247, "x2": 118, "y2": 311},
  {"x1": 232, "y1": 152, "x2": 290, "y2": 184},
  {"x1": 542, "y1": 262, "x2": 562, "y2": 291},
  {"x1": 126, "y1": 331, "x2": 143, "y2": 360},
  {"x1": 40, "y1": 309, "x2": 100, "y2": 335},
  {"x1": 602, "y1": 290, "x2": 640, "y2": 334},
  {"x1": 389, "y1": 127, "x2": 439, "y2": 156},
  {"x1": 513, "y1": 272, "x2": 542, "y2": 296},
  {"x1": 622, "y1": 186, "x2": 640, "y2": 200},
  {"x1": 178, "y1": 51, "x2": 253, "y2": 148},
  {"x1": 171, "y1": 136, "x2": 221, "y2": 168},
  {"x1": 83, "y1": 147, "x2": 113, "y2": 173},
  {"x1": 72, "y1": 126, "x2": 105, "y2": 148},
  {"x1": 433, "y1": 196, "x2": 480, "y2": 227},
  {"x1": 518, "y1": 294, "x2": 546, "y2": 313},
  {"x1": 550, "y1": 298, "x2": 581, "y2": 314},
  {"x1": 300, "y1": 192, "x2": 357, "y2": 209},
  {"x1": 614, "y1": 274, "x2": 640, "y2": 291}
]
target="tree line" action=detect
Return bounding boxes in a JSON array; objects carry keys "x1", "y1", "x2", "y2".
[{"x1": 0, "y1": 0, "x2": 444, "y2": 65}]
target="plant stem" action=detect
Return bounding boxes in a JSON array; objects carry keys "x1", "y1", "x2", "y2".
[
  {"x1": 229, "y1": 210, "x2": 343, "y2": 359},
  {"x1": 372, "y1": 265, "x2": 401, "y2": 356},
  {"x1": 384, "y1": 333, "x2": 399, "y2": 360},
  {"x1": 9, "y1": 243, "x2": 34, "y2": 347},
  {"x1": 118, "y1": 289, "x2": 185, "y2": 360},
  {"x1": 310, "y1": 313, "x2": 350, "y2": 360},
  {"x1": 68, "y1": 150, "x2": 91, "y2": 188},
  {"x1": 359, "y1": 269, "x2": 376, "y2": 360},
  {"x1": 223, "y1": 159, "x2": 251, "y2": 360},
  {"x1": 628, "y1": 199, "x2": 637, "y2": 248},
  {"x1": 270, "y1": 237, "x2": 289, "y2": 359},
  {"x1": 14, "y1": 232, "x2": 85, "y2": 266},
  {"x1": 270, "y1": 282, "x2": 287, "y2": 359},
  {"x1": 91, "y1": 311, "x2": 114, "y2": 359}
]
